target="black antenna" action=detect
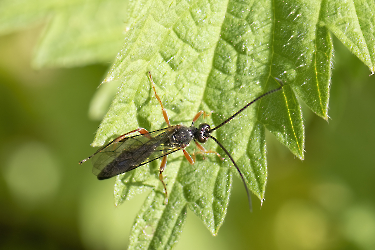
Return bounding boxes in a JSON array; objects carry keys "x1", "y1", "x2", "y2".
[
  {"x1": 209, "y1": 85, "x2": 283, "y2": 133},
  {"x1": 207, "y1": 79, "x2": 284, "y2": 211},
  {"x1": 209, "y1": 135, "x2": 253, "y2": 212}
]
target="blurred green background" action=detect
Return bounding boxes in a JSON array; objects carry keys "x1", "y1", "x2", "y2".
[{"x1": 1, "y1": 24, "x2": 375, "y2": 250}]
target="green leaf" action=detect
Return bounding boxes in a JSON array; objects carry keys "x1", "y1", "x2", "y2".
[
  {"x1": 321, "y1": 0, "x2": 375, "y2": 73},
  {"x1": 2, "y1": 0, "x2": 374, "y2": 248},
  {"x1": 96, "y1": 0, "x2": 321, "y2": 242},
  {"x1": 0, "y1": 0, "x2": 130, "y2": 67},
  {"x1": 88, "y1": 80, "x2": 122, "y2": 121},
  {"x1": 0, "y1": 0, "x2": 60, "y2": 34},
  {"x1": 128, "y1": 188, "x2": 187, "y2": 249}
]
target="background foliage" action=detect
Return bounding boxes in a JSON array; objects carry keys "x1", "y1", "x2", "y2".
[{"x1": 1, "y1": 0, "x2": 375, "y2": 249}]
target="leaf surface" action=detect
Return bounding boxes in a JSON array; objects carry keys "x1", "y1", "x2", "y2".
[
  {"x1": 2, "y1": 0, "x2": 375, "y2": 247},
  {"x1": 96, "y1": 0, "x2": 315, "y2": 242},
  {"x1": 0, "y1": 0, "x2": 129, "y2": 67}
]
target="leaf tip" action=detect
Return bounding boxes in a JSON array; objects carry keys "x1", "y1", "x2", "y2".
[{"x1": 103, "y1": 75, "x2": 115, "y2": 83}]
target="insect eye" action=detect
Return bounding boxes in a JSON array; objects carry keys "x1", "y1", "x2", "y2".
[{"x1": 197, "y1": 123, "x2": 210, "y2": 143}]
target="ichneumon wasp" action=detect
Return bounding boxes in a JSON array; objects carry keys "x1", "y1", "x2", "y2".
[{"x1": 80, "y1": 72, "x2": 283, "y2": 209}]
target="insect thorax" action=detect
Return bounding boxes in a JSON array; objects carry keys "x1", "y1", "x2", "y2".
[{"x1": 169, "y1": 125, "x2": 194, "y2": 148}]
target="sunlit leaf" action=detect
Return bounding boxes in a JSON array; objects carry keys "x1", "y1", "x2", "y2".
[{"x1": 2, "y1": 0, "x2": 374, "y2": 248}]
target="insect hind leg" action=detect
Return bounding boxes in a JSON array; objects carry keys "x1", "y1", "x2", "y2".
[
  {"x1": 114, "y1": 127, "x2": 151, "y2": 142},
  {"x1": 159, "y1": 155, "x2": 168, "y2": 205}
]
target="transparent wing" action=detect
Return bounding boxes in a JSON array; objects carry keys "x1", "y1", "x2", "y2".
[{"x1": 89, "y1": 127, "x2": 182, "y2": 179}]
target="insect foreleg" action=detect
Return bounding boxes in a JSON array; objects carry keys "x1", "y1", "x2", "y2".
[
  {"x1": 194, "y1": 141, "x2": 223, "y2": 160},
  {"x1": 191, "y1": 110, "x2": 212, "y2": 125}
]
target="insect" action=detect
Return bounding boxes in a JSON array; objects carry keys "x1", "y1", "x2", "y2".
[{"x1": 80, "y1": 72, "x2": 283, "y2": 209}]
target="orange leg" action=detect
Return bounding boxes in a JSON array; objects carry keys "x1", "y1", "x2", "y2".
[
  {"x1": 183, "y1": 148, "x2": 195, "y2": 164},
  {"x1": 159, "y1": 155, "x2": 168, "y2": 204},
  {"x1": 191, "y1": 110, "x2": 212, "y2": 125},
  {"x1": 192, "y1": 111, "x2": 204, "y2": 124},
  {"x1": 148, "y1": 72, "x2": 171, "y2": 127},
  {"x1": 194, "y1": 141, "x2": 223, "y2": 160},
  {"x1": 114, "y1": 127, "x2": 151, "y2": 142},
  {"x1": 182, "y1": 143, "x2": 222, "y2": 165}
]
